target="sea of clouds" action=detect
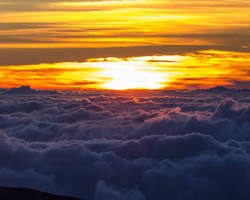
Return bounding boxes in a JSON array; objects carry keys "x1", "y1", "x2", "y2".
[{"x1": 0, "y1": 86, "x2": 250, "y2": 200}]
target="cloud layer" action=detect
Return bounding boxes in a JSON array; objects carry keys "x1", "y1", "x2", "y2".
[
  {"x1": 0, "y1": 0, "x2": 249, "y2": 50},
  {"x1": 0, "y1": 87, "x2": 250, "y2": 199}
]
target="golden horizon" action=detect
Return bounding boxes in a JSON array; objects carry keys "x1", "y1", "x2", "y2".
[{"x1": 0, "y1": 50, "x2": 249, "y2": 90}]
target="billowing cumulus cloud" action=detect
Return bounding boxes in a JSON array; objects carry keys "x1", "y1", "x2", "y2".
[{"x1": 0, "y1": 86, "x2": 250, "y2": 199}]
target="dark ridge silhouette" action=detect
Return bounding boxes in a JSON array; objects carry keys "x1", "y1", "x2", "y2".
[
  {"x1": 3, "y1": 86, "x2": 59, "y2": 95},
  {"x1": 206, "y1": 86, "x2": 230, "y2": 92},
  {"x1": 193, "y1": 86, "x2": 250, "y2": 93},
  {"x1": 0, "y1": 187, "x2": 83, "y2": 200}
]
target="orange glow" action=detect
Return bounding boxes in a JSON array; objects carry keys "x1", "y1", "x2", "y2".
[
  {"x1": 1, "y1": 0, "x2": 249, "y2": 48},
  {"x1": 0, "y1": 50, "x2": 249, "y2": 90}
]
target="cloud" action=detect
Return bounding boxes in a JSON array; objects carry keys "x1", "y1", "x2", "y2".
[
  {"x1": 56, "y1": 108, "x2": 112, "y2": 123},
  {"x1": 94, "y1": 180, "x2": 145, "y2": 200},
  {"x1": 0, "y1": 87, "x2": 250, "y2": 199},
  {"x1": 116, "y1": 133, "x2": 229, "y2": 161},
  {"x1": 0, "y1": 101, "x2": 43, "y2": 114},
  {"x1": 143, "y1": 152, "x2": 250, "y2": 200},
  {"x1": 0, "y1": 45, "x2": 210, "y2": 66}
]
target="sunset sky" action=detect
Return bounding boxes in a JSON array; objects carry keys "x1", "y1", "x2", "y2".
[
  {"x1": 1, "y1": 1, "x2": 250, "y2": 199},
  {"x1": 0, "y1": 0, "x2": 249, "y2": 89}
]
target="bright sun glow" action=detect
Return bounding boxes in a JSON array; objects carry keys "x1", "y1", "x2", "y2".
[{"x1": 98, "y1": 62, "x2": 166, "y2": 90}]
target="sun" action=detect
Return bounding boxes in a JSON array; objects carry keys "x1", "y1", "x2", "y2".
[{"x1": 98, "y1": 61, "x2": 166, "y2": 90}]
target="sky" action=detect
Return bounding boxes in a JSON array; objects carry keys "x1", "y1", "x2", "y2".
[{"x1": 0, "y1": 0, "x2": 250, "y2": 89}]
